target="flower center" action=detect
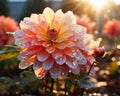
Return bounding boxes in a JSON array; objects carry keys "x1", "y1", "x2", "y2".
[{"x1": 47, "y1": 28, "x2": 58, "y2": 41}]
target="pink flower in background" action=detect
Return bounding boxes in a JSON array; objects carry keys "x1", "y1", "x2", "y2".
[
  {"x1": 76, "y1": 15, "x2": 95, "y2": 34},
  {"x1": 14, "y1": 7, "x2": 99, "y2": 79},
  {"x1": 103, "y1": 19, "x2": 120, "y2": 38},
  {"x1": 0, "y1": 16, "x2": 19, "y2": 47}
]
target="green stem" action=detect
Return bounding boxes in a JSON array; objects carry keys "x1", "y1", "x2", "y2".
[
  {"x1": 80, "y1": 62, "x2": 95, "y2": 96},
  {"x1": 50, "y1": 79, "x2": 54, "y2": 93},
  {"x1": 65, "y1": 81, "x2": 67, "y2": 96}
]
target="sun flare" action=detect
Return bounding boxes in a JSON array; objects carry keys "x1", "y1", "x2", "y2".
[{"x1": 89, "y1": 0, "x2": 109, "y2": 10}]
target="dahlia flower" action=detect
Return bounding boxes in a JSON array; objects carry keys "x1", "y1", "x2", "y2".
[
  {"x1": 14, "y1": 7, "x2": 99, "y2": 79},
  {"x1": 76, "y1": 15, "x2": 95, "y2": 34},
  {"x1": 103, "y1": 19, "x2": 120, "y2": 38},
  {"x1": 0, "y1": 16, "x2": 19, "y2": 47}
]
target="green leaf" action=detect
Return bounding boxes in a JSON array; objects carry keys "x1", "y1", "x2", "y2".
[
  {"x1": 0, "y1": 45, "x2": 20, "y2": 61},
  {"x1": 77, "y1": 74, "x2": 94, "y2": 88},
  {"x1": 0, "y1": 77, "x2": 14, "y2": 92},
  {"x1": 19, "y1": 70, "x2": 44, "y2": 91},
  {"x1": 20, "y1": 70, "x2": 35, "y2": 78}
]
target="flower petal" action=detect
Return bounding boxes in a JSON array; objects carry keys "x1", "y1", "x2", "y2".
[
  {"x1": 49, "y1": 64, "x2": 60, "y2": 79},
  {"x1": 55, "y1": 55, "x2": 66, "y2": 65},
  {"x1": 82, "y1": 52, "x2": 95, "y2": 65},
  {"x1": 18, "y1": 46, "x2": 42, "y2": 60},
  {"x1": 43, "y1": 7, "x2": 54, "y2": 25},
  {"x1": 46, "y1": 45, "x2": 55, "y2": 53},
  {"x1": 34, "y1": 67, "x2": 47, "y2": 79},
  {"x1": 59, "y1": 65, "x2": 69, "y2": 79},
  {"x1": 30, "y1": 14, "x2": 39, "y2": 24},
  {"x1": 42, "y1": 56, "x2": 54, "y2": 70},
  {"x1": 55, "y1": 42, "x2": 66, "y2": 49},
  {"x1": 19, "y1": 55, "x2": 36, "y2": 69},
  {"x1": 75, "y1": 50, "x2": 87, "y2": 65},
  {"x1": 33, "y1": 60, "x2": 42, "y2": 70},
  {"x1": 37, "y1": 50, "x2": 50, "y2": 62},
  {"x1": 71, "y1": 66, "x2": 80, "y2": 75},
  {"x1": 52, "y1": 49, "x2": 62, "y2": 59},
  {"x1": 66, "y1": 56, "x2": 78, "y2": 69}
]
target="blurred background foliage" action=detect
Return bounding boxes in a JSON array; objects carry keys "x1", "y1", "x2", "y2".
[{"x1": 0, "y1": 0, "x2": 9, "y2": 16}]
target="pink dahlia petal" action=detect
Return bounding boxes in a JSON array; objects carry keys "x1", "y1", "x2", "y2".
[
  {"x1": 71, "y1": 66, "x2": 80, "y2": 75},
  {"x1": 51, "y1": 49, "x2": 62, "y2": 59},
  {"x1": 55, "y1": 42, "x2": 66, "y2": 49},
  {"x1": 37, "y1": 50, "x2": 50, "y2": 62},
  {"x1": 34, "y1": 67, "x2": 47, "y2": 79},
  {"x1": 18, "y1": 46, "x2": 42, "y2": 60},
  {"x1": 38, "y1": 14, "x2": 48, "y2": 32},
  {"x1": 55, "y1": 55, "x2": 66, "y2": 65},
  {"x1": 42, "y1": 56, "x2": 54, "y2": 70},
  {"x1": 75, "y1": 50, "x2": 87, "y2": 64},
  {"x1": 46, "y1": 45, "x2": 55, "y2": 53},
  {"x1": 49, "y1": 64, "x2": 61, "y2": 79},
  {"x1": 59, "y1": 65, "x2": 69, "y2": 79},
  {"x1": 30, "y1": 14, "x2": 39, "y2": 24},
  {"x1": 19, "y1": 55, "x2": 36, "y2": 69},
  {"x1": 82, "y1": 52, "x2": 95, "y2": 66},
  {"x1": 63, "y1": 48, "x2": 75, "y2": 57},
  {"x1": 33, "y1": 60, "x2": 42, "y2": 70},
  {"x1": 66, "y1": 56, "x2": 78, "y2": 69},
  {"x1": 43, "y1": 7, "x2": 54, "y2": 25}
]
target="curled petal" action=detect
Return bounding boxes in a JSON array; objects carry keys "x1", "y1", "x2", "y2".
[
  {"x1": 19, "y1": 55, "x2": 36, "y2": 69},
  {"x1": 42, "y1": 56, "x2": 54, "y2": 70},
  {"x1": 34, "y1": 67, "x2": 47, "y2": 79}
]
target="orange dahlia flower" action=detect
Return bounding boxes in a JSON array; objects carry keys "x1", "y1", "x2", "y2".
[
  {"x1": 103, "y1": 19, "x2": 120, "y2": 38},
  {"x1": 14, "y1": 7, "x2": 99, "y2": 79},
  {"x1": 76, "y1": 15, "x2": 95, "y2": 34},
  {"x1": 0, "y1": 16, "x2": 19, "y2": 47}
]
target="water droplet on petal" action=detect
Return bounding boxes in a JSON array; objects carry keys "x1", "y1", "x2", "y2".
[
  {"x1": 34, "y1": 67, "x2": 47, "y2": 79},
  {"x1": 75, "y1": 50, "x2": 87, "y2": 64},
  {"x1": 56, "y1": 55, "x2": 66, "y2": 65},
  {"x1": 33, "y1": 61, "x2": 42, "y2": 70},
  {"x1": 37, "y1": 50, "x2": 50, "y2": 62},
  {"x1": 66, "y1": 57, "x2": 78, "y2": 69}
]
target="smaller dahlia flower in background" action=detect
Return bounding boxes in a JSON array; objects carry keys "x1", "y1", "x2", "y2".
[
  {"x1": 0, "y1": 16, "x2": 19, "y2": 47},
  {"x1": 103, "y1": 19, "x2": 120, "y2": 38},
  {"x1": 76, "y1": 15, "x2": 95, "y2": 34},
  {"x1": 14, "y1": 7, "x2": 99, "y2": 79}
]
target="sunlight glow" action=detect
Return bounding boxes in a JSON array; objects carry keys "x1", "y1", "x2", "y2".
[
  {"x1": 115, "y1": 0, "x2": 120, "y2": 5},
  {"x1": 89, "y1": 0, "x2": 109, "y2": 11}
]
